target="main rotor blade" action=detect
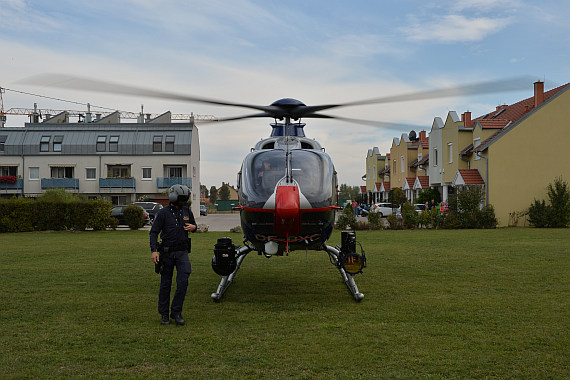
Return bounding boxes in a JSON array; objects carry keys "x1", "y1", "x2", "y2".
[
  {"x1": 18, "y1": 73, "x2": 274, "y2": 113},
  {"x1": 301, "y1": 75, "x2": 546, "y2": 114},
  {"x1": 198, "y1": 112, "x2": 273, "y2": 123},
  {"x1": 308, "y1": 113, "x2": 423, "y2": 131}
]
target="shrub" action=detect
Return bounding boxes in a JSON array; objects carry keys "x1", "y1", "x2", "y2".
[
  {"x1": 418, "y1": 209, "x2": 431, "y2": 228},
  {"x1": 123, "y1": 205, "x2": 146, "y2": 230},
  {"x1": 401, "y1": 202, "x2": 419, "y2": 229},
  {"x1": 336, "y1": 203, "x2": 357, "y2": 230},
  {"x1": 528, "y1": 199, "x2": 550, "y2": 228},
  {"x1": 477, "y1": 204, "x2": 498, "y2": 229},
  {"x1": 367, "y1": 210, "x2": 382, "y2": 230},
  {"x1": 547, "y1": 177, "x2": 570, "y2": 228},
  {"x1": 386, "y1": 214, "x2": 403, "y2": 230}
]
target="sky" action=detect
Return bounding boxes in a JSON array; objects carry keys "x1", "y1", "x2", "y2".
[{"x1": 1, "y1": 0, "x2": 569, "y2": 188}]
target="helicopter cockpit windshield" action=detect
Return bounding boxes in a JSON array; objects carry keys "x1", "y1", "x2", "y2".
[{"x1": 240, "y1": 149, "x2": 335, "y2": 208}]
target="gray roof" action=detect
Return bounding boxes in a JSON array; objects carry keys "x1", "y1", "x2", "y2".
[{"x1": 0, "y1": 122, "x2": 194, "y2": 156}]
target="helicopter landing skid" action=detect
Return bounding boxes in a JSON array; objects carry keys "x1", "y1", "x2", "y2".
[
  {"x1": 211, "y1": 245, "x2": 252, "y2": 302},
  {"x1": 324, "y1": 245, "x2": 365, "y2": 302}
]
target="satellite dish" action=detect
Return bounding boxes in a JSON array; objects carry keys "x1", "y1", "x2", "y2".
[{"x1": 409, "y1": 130, "x2": 417, "y2": 141}]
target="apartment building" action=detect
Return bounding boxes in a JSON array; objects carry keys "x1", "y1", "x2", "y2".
[{"x1": 0, "y1": 111, "x2": 201, "y2": 216}]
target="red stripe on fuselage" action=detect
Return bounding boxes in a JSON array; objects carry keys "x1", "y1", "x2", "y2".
[{"x1": 275, "y1": 186, "x2": 300, "y2": 236}]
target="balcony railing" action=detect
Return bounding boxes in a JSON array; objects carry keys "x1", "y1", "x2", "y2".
[
  {"x1": 157, "y1": 177, "x2": 192, "y2": 188},
  {"x1": 41, "y1": 178, "x2": 79, "y2": 190},
  {"x1": 0, "y1": 178, "x2": 23, "y2": 190},
  {"x1": 99, "y1": 177, "x2": 136, "y2": 189}
]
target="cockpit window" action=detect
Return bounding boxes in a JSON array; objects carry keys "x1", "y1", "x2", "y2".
[{"x1": 240, "y1": 149, "x2": 335, "y2": 208}]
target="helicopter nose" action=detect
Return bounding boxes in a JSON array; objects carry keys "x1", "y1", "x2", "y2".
[{"x1": 274, "y1": 185, "x2": 300, "y2": 236}]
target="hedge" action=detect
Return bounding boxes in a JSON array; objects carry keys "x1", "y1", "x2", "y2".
[{"x1": 0, "y1": 198, "x2": 113, "y2": 233}]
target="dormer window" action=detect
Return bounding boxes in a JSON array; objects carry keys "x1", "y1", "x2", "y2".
[
  {"x1": 153, "y1": 136, "x2": 163, "y2": 152},
  {"x1": 109, "y1": 136, "x2": 119, "y2": 152},
  {"x1": 165, "y1": 136, "x2": 175, "y2": 152},
  {"x1": 96, "y1": 136, "x2": 106, "y2": 152},
  {"x1": 40, "y1": 136, "x2": 50, "y2": 152},
  {"x1": 53, "y1": 136, "x2": 63, "y2": 152}
]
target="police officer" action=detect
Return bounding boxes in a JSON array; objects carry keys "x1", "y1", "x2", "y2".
[{"x1": 150, "y1": 184, "x2": 197, "y2": 325}]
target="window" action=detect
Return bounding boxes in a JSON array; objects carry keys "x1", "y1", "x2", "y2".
[
  {"x1": 109, "y1": 136, "x2": 119, "y2": 152},
  {"x1": 474, "y1": 138, "x2": 481, "y2": 160},
  {"x1": 0, "y1": 135, "x2": 6, "y2": 152},
  {"x1": 393, "y1": 159, "x2": 396, "y2": 173},
  {"x1": 401, "y1": 156, "x2": 405, "y2": 173},
  {"x1": 165, "y1": 135, "x2": 175, "y2": 152},
  {"x1": 142, "y1": 167, "x2": 152, "y2": 180},
  {"x1": 51, "y1": 167, "x2": 74, "y2": 178},
  {"x1": 40, "y1": 136, "x2": 50, "y2": 152},
  {"x1": 448, "y1": 143, "x2": 453, "y2": 163},
  {"x1": 108, "y1": 165, "x2": 130, "y2": 178},
  {"x1": 97, "y1": 136, "x2": 106, "y2": 152},
  {"x1": 193, "y1": 166, "x2": 196, "y2": 178},
  {"x1": 153, "y1": 136, "x2": 163, "y2": 152},
  {"x1": 433, "y1": 148, "x2": 438, "y2": 166},
  {"x1": 1, "y1": 166, "x2": 17, "y2": 176},
  {"x1": 168, "y1": 166, "x2": 182, "y2": 178},
  {"x1": 373, "y1": 165, "x2": 376, "y2": 180},
  {"x1": 53, "y1": 136, "x2": 63, "y2": 152},
  {"x1": 86, "y1": 168, "x2": 96, "y2": 180},
  {"x1": 29, "y1": 167, "x2": 39, "y2": 180},
  {"x1": 418, "y1": 153, "x2": 422, "y2": 161}
]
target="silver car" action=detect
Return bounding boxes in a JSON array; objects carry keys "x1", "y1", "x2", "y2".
[{"x1": 371, "y1": 202, "x2": 397, "y2": 217}]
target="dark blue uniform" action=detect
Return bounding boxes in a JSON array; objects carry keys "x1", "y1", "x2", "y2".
[{"x1": 150, "y1": 204, "x2": 196, "y2": 317}]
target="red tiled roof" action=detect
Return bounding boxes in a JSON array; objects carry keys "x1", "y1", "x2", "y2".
[
  {"x1": 417, "y1": 154, "x2": 429, "y2": 165},
  {"x1": 360, "y1": 185, "x2": 367, "y2": 194},
  {"x1": 417, "y1": 175, "x2": 429, "y2": 188},
  {"x1": 457, "y1": 169, "x2": 485, "y2": 185},
  {"x1": 375, "y1": 182, "x2": 382, "y2": 191},
  {"x1": 474, "y1": 83, "x2": 568, "y2": 127},
  {"x1": 382, "y1": 181, "x2": 390, "y2": 191},
  {"x1": 404, "y1": 177, "x2": 415, "y2": 188},
  {"x1": 474, "y1": 82, "x2": 570, "y2": 152}
]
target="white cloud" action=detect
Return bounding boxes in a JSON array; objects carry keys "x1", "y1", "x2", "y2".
[{"x1": 403, "y1": 14, "x2": 511, "y2": 43}]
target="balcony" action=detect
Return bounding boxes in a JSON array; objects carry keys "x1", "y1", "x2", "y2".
[
  {"x1": 99, "y1": 177, "x2": 136, "y2": 192},
  {"x1": 0, "y1": 178, "x2": 23, "y2": 192},
  {"x1": 157, "y1": 177, "x2": 192, "y2": 189},
  {"x1": 41, "y1": 178, "x2": 80, "y2": 191}
]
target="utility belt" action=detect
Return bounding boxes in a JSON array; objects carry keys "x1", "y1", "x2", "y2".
[
  {"x1": 158, "y1": 239, "x2": 191, "y2": 254},
  {"x1": 155, "y1": 239, "x2": 191, "y2": 275}
]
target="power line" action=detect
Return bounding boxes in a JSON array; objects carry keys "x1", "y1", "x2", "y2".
[{"x1": 3, "y1": 87, "x2": 119, "y2": 111}]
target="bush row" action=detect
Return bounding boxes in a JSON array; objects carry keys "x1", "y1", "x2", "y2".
[{"x1": 0, "y1": 198, "x2": 113, "y2": 233}]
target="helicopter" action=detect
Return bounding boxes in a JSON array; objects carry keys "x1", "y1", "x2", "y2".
[{"x1": 20, "y1": 74, "x2": 536, "y2": 301}]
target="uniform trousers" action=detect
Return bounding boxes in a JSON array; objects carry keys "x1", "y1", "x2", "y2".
[{"x1": 158, "y1": 249, "x2": 191, "y2": 316}]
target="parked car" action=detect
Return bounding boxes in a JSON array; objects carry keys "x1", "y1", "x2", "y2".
[
  {"x1": 110, "y1": 205, "x2": 151, "y2": 226},
  {"x1": 134, "y1": 202, "x2": 163, "y2": 222},
  {"x1": 414, "y1": 203, "x2": 427, "y2": 214},
  {"x1": 370, "y1": 202, "x2": 397, "y2": 217},
  {"x1": 200, "y1": 204, "x2": 208, "y2": 216}
]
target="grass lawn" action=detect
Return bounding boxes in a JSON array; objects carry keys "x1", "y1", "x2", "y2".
[{"x1": 1, "y1": 228, "x2": 568, "y2": 379}]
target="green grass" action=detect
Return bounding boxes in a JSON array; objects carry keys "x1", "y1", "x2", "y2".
[{"x1": 1, "y1": 229, "x2": 568, "y2": 379}]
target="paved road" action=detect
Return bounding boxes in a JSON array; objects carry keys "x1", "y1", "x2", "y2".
[{"x1": 195, "y1": 213, "x2": 241, "y2": 232}]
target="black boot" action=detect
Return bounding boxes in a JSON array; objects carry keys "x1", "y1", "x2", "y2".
[
  {"x1": 171, "y1": 313, "x2": 185, "y2": 326},
  {"x1": 161, "y1": 314, "x2": 170, "y2": 325}
]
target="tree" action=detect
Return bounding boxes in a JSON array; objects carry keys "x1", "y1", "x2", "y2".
[
  {"x1": 219, "y1": 183, "x2": 230, "y2": 201},
  {"x1": 209, "y1": 186, "x2": 218, "y2": 204},
  {"x1": 200, "y1": 184, "x2": 209, "y2": 199},
  {"x1": 388, "y1": 188, "x2": 406, "y2": 207},
  {"x1": 416, "y1": 188, "x2": 441, "y2": 205},
  {"x1": 338, "y1": 184, "x2": 360, "y2": 200}
]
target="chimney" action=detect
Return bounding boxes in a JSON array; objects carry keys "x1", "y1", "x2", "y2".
[
  {"x1": 419, "y1": 130, "x2": 427, "y2": 141},
  {"x1": 462, "y1": 111, "x2": 472, "y2": 128},
  {"x1": 534, "y1": 81, "x2": 544, "y2": 108}
]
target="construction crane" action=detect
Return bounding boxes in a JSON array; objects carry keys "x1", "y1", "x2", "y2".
[{"x1": 0, "y1": 86, "x2": 216, "y2": 125}]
